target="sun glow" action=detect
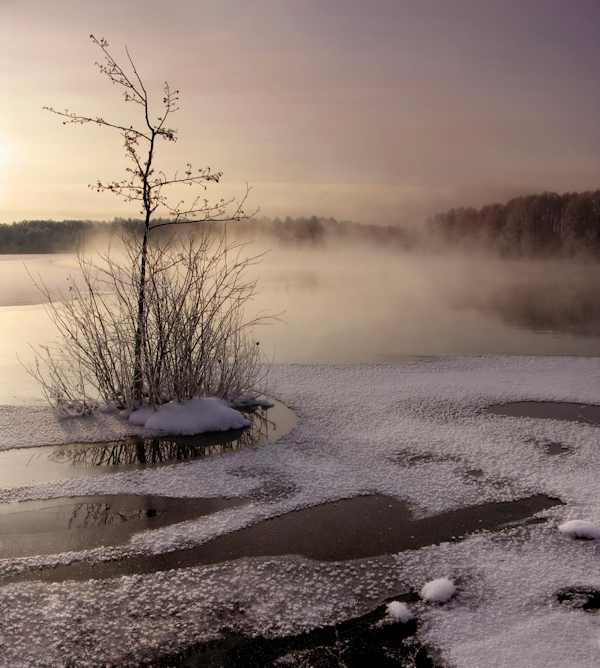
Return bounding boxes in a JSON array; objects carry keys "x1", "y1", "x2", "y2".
[{"x1": 0, "y1": 135, "x2": 14, "y2": 177}]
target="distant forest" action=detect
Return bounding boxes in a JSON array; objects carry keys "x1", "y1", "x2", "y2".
[
  {"x1": 1, "y1": 189, "x2": 599, "y2": 257},
  {"x1": 426, "y1": 189, "x2": 600, "y2": 257},
  {"x1": 0, "y1": 216, "x2": 417, "y2": 254},
  {"x1": 0, "y1": 220, "x2": 112, "y2": 254}
]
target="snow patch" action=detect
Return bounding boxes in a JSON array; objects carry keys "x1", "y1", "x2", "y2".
[
  {"x1": 128, "y1": 406, "x2": 154, "y2": 426},
  {"x1": 233, "y1": 395, "x2": 275, "y2": 409},
  {"x1": 421, "y1": 578, "x2": 456, "y2": 603},
  {"x1": 129, "y1": 397, "x2": 251, "y2": 435},
  {"x1": 558, "y1": 520, "x2": 600, "y2": 540}
]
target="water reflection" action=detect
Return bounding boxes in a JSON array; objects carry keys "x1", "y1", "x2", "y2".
[
  {"x1": 2, "y1": 254, "x2": 600, "y2": 390},
  {"x1": 247, "y1": 249, "x2": 600, "y2": 360},
  {"x1": 0, "y1": 400, "x2": 297, "y2": 488},
  {"x1": 0, "y1": 495, "x2": 249, "y2": 559},
  {"x1": 486, "y1": 285, "x2": 600, "y2": 337},
  {"x1": 48, "y1": 438, "x2": 248, "y2": 467},
  {"x1": 12, "y1": 493, "x2": 562, "y2": 583},
  {"x1": 48, "y1": 406, "x2": 280, "y2": 468},
  {"x1": 65, "y1": 501, "x2": 160, "y2": 528},
  {"x1": 0, "y1": 497, "x2": 162, "y2": 536}
]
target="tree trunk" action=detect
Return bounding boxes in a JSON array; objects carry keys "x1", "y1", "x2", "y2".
[{"x1": 133, "y1": 225, "x2": 149, "y2": 403}]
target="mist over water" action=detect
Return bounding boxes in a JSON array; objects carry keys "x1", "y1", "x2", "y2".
[
  {"x1": 0, "y1": 245, "x2": 598, "y2": 402},
  {"x1": 241, "y1": 243, "x2": 600, "y2": 362}
]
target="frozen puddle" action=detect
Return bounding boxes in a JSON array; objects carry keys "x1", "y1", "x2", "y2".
[
  {"x1": 557, "y1": 587, "x2": 600, "y2": 612},
  {"x1": 150, "y1": 596, "x2": 429, "y2": 668},
  {"x1": 10, "y1": 493, "x2": 561, "y2": 583},
  {"x1": 0, "y1": 399, "x2": 297, "y2": 487},
  {"x1": 0, "y1": 495, "x2": 249, "y2": 559},
  {"x1": 487, "y1": 401, "x2": 600, "y2": 423}
]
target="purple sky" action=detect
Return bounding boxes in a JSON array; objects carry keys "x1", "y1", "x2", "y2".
[{"x1": 1, "y1": 0, "x2": 599, "y2": 226}]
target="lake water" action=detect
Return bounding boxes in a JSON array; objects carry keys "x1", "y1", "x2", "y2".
[
  {"x1": 10, "y1": 493, "x2": 560, "y2": 582},
  {"x1": 0, "y1": 398, "x2": 297, "y2": 486},
  {"x1": 1, "y1": 249, "x2": 599, "y2": 403}
]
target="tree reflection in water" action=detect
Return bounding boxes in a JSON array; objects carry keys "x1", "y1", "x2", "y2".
[
  {"x1": 48, "y1": 407, "x2": 275, "y2": 469},
  {"x1": 487, "y1": 285, "x2": 600, "y2": 338},
  {"x1": 66, "y1": 502, "x2": 161, "y2": 529},
  {"x1": 0, "y1": 495, "x2": 249, "y2": 558}
]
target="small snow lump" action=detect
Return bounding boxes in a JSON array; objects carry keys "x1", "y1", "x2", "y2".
[
  {"x1": 386, "y1": 601, "x2": 414, "y2": 623},
  {"x1": 420, "y1": 578, "x2": 456, "y2": 603},
  {"x1": 558, "y1": 520, "x2": 600, "y2": 540}
]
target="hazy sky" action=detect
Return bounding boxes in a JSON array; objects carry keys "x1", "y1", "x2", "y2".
[{"x1": 1, "y1": 0, "x2": 599, "y2": 226}]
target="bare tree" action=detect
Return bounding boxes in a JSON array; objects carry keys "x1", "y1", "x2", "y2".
[{"x1": 33, "y1": 36, "x2": 270, "y2": 416}]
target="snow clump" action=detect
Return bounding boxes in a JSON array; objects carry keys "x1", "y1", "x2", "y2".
[
  {"x1": 233, "y1": 395, "x2": 274, "y2": 409},
  {"x1": 386, "y1": 601, "x2": 414, "y2": 623},
  {"x1": 420, "y1": 578, "x2": 456, "y2": 603},
  {"x1": 129, "y1": 397, "x2": 251, "y2": 435},
  {"x1": 558, "y1": 520, "x2": 600, "y2": 540}
]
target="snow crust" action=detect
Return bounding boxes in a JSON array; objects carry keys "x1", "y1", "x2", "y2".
[
  {"x1": 421, "y1": 578, "x2": 456, "y2": 602},
  {"x1": 0, "y1": 355, "x2": 599, "y2": 667},
  {"x1": 558, "y1": 520, "x2": 600, "y2": 540},
  {"x1": 129, "y1": 397, "x2": 251, "y2": 434}
]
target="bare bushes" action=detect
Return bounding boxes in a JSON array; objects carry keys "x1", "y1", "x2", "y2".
[
  {"x1": 30, "y1": 225, "x2": 270, "y2": 416},
  {"x1": 34, "y1": 36, "x2": 269, "y2": 418}
]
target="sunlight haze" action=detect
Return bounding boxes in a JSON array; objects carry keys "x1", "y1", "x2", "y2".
[{"x1": 1, "y1": 0, "x2": 599, "y2": 225}]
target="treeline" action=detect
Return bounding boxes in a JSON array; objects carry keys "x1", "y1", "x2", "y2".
[
  {"x1": 0, "y1": 219, "x2": 112, "y2": 253},
  {"x1": 228, "y1": 215, "x2": 416, "y2": 249},
  {"x1": 3, "y1": 190, "x2": 600, "y2": 257},
  {"x1": 0, "y1": 216, "x2": 417, "y2": 253},
  {"x1": 426, "y1": 190, "x2": 600, "y2": 257}
]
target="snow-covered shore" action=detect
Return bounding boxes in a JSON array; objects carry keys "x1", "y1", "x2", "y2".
[{"x1": 0, "y1": 355, "x2": 599, "y2": 667}]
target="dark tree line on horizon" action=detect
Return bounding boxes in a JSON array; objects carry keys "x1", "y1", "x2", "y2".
[
  {"x1": 230, "y1": 215, "x2": 417, "y2": 249},
  {"x1": 0, "y1": 219, "x2": 112, "y2": 254},
  {"x1": 0, "y1": 215, "x2": 417, "y2": 254},
  {"x1": 2, "y1": 189, "x2": 599, "y2": 257},
  {"x1": 426, "y1": 189, "x2": 600, "y2": 257}
]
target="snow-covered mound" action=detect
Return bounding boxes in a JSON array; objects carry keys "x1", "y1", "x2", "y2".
[
  {"x1": 129, "y1": 397, "x2": 251, "y2": 435},
  {"x1": 420, "y1": 578, "x2": 456, "y2": 603},
  {"x1": 558, "y1": 520, "x2": 600, "y2": 539},
  {"x1": 386, "y1": 601, "x2": 414, "y2": 622}
]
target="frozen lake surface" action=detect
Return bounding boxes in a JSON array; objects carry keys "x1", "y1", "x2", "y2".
[
  {"x1": 0, "y1": 357, "x2": 599, "y2": 666},
  {"x1": 0, "y1": 253, "x2": 599, "y2": 666}
]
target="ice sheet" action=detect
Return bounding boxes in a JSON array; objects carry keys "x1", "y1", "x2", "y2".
[{"x1": 0, "y1": 356, "x2": 599, "y2": 667}]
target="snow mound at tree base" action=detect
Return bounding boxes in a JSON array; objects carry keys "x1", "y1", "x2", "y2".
[{"x1": 129, "y1": 397, "x2": 251, "y2": 435}]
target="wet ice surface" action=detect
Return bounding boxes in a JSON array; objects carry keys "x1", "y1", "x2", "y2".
[
  {"x1": 7, "y1": 493, "x2": 560, "y2": 582},
  {"x1": 0, "y1": 495, "x2": 249, "y2": 559},
  {"x1": 487, "y1": 401, "x2": 600, "y2": 424},
  {"x1": 0, "y1": 356, "x2": 599, "y2": 667},
  {"x1": 0, "y1": 399, "x2": 296, "y2": 487}
]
